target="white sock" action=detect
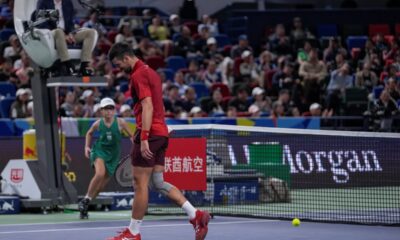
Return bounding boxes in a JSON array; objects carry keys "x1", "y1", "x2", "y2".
[
  {"x1": 84, "y1": 195, "x2": 92, "y2": 201},
  {"x1": 129, "y1": 218, "x2": 142, "y2": 235},
  {"x1": 182, "y1": 201, "x2": 197, "y2": 220}
]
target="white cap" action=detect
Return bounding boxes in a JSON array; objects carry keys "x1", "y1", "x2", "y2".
[
  {"x1": 93, "y1": 103, "x2": 101, "y2": 113},
  {"x1": 252, "y1": 87, "x2": 264, "y2": 96},
  {"x1": 16, "y1": 88, "x2": 29, "y2": 97},
  {"x1": 309, "y1": 103, "x2": 321, "y2": 111},
  {"x1": 169, "y1": 14, "x2": 179, "y2": 21},
  {"x1": 241, "y1": 50, "x2": 252, "y2": 59},
  {"x1": 207, "y1": 37, "x2": 217, "y2": 45},
  {"x1": 190, "y1": 106, "x2": 202, "y2": 114},
  {"x1": 120, "y1": 104, "x2": 131, "y2": 114},
  {"x1": 81, "y1": 89, "x2": 94, "y2": 100},
  {"x1": 100, "y1": 97, "x2": 115, "y2": 108}
]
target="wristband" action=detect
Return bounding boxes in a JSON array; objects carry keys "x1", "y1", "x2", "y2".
[{"x1": 140, "y1": 130, "x2": 150, "y2": 141}]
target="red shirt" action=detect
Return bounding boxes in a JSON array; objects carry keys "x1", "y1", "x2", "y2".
[{"x1": 130, "y1": 60, "x2": 168, "y2": 137}]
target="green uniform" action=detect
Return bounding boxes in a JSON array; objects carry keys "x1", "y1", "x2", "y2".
[{"x1": 90, "y1": 117, "x2": 121, "y2": 175}]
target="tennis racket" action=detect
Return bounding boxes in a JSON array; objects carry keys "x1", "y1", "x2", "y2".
[
  {"x1": 114, "y1": 126, "x2": 174, "y2": 187},
  {"x1": 114, "y1": 153, "x2": 133, "y2": 188}
]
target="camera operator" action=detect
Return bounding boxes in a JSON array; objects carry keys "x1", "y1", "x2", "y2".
[{"x1": 35, "y1": 0, "x2": 97, "y2": 76}]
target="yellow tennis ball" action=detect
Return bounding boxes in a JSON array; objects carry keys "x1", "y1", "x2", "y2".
[{"x1": 292, "y1": 218, "x2": 300, "y2": 227}]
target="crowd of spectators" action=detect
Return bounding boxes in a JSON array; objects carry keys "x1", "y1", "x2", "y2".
[{"x1": 0, "y1": 1, "x2": 399, "y2": 128}]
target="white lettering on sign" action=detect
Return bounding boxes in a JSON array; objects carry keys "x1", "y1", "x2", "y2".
[{"x1": 165, "y1": 156, "x2": 204, "y2": 173}]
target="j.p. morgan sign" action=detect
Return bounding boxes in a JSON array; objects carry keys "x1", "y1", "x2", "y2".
[{"x1": 227, "y1": 134, "x2": 399, "y2": 188}]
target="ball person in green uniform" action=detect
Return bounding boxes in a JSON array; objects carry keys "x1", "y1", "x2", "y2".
[{"x1": 79, "y1": 97, "x2": 134, "y2": 219}]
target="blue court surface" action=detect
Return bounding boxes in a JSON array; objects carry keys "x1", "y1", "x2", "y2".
[{"x1": 0, "y1": 215, "x2": 399, "y2": 240}]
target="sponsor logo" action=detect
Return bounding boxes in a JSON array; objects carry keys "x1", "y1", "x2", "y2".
[{"x1": 10, "y1": 169, "x2": 24, "y2": 183}]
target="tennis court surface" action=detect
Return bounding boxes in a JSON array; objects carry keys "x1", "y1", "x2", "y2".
[{"x1": 0, "y1": 212, "x2": 399, "y2": 240}]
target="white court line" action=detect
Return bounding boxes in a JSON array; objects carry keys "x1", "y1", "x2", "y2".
[{"x1": 0, "y1": 220, "x2": 276, "y2": 234}]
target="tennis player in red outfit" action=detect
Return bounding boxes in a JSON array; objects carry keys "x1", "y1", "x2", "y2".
[{"x1": 107, "y1": 42, "x2": 210, "y2": 240}]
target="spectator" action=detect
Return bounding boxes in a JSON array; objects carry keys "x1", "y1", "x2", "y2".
[
  {"x1": 250, "y1": 87, "x2": 271, "y2": 114},
  {"x1": 323, "y1": 37, "x2": 347, "y2": 63},
  {"x1": 304, "y1": 102, "x2": 333, "y2": 117},
  {"x1": 326, "y1": 63, "x2": 353, "y2": 114},
  {"x1": 119, "y1": 104, "x2": 133, "y2": 118},
  {"x1": 26, "y1": 100, "x2": 34, "y2": 118},
  {"x1": 81, "y1": 89, "x2": 96, "y2": 117},
  {"x1": 226, "y1": 106, "x2": 237, "y2": 117},
  {"x1": 93, "y1": 103, "x2": 102, "y2": 118},
  {"x1": 202, "y1": 60, "x2": 222, "y2": 87},
  {"x1": 181, "y1": 87, "x2": 197, "y2": 112},
  {"x1": 197, "y1": 14, "x2": 218, "y2": 36},
  {"x1": 173, "y1": 26, "x2": 195, "y2": 57},
  {"x1": 383, "y1": 40, "x2": 399, "y2": 62},
  {"x1": 205, "y1": 89, "x2": 226, "y2": 115},
  {"x1": 219, "y1": 57, "x2": 234, "y2": 88},
  {"x1": 239, "y1": 50, "x2": 260, "y2": 86},
  {"x1": 10, "y1": 88, "x2": 30, "y2": 118},
  {"x1": 72, "y1": 103, "x2": 84, "y2": 117},
  {"x1": 383, "y1": 65, "x2": 400, "y2": 83},
  {"x1": 174, "y1": 71, "x2": 189, "y2": 96},
  {"x1": 372, "y1": 90, "x2": 398, "y2": 131},
  {"x1": 184, "y1": 60, "x2": 202, "y2": 84},
  {"x1": 148, "y1": 16, "x2": 173, "y2": 57},
  {"x1": 297, "y1": 40, "x2": 312, "y2": 65},
  {"x1": 391, "y1": 54, "x2": 400, "y2": 71},
  {"x1": 163, "y1": 85, "x2": 183, "y2": 116},
  {"x1": 229, "y1": 86, "x2": 250, "y2": 112},
  {"x1": 82, "y1": 10, "x2": 107, "y2": 35},
  {"x1": 290, "y1": 17, "x2": 314, "y2": 42},
  {"x1": 60, "y1": 91, "x2": 76, "y2": 117},
  {"x1": 15, "y1": 52, "x2": 33, "y2": 88},
  {"x1": 231, "y1": 34, "x2": 252, "y2": 59},
  {"x1": 257, "y1": 50, "x2": 275, "y2": 73},
  {"x1": 189, "y1": 106, "x2": 205, "y2": 118},
  {"x1": 248, "y1": 105, "x2": 261, "y2": 117},
  {"x1": 272, "y1": 61, "x2": 296, "y2": 91},
  {"x1": 386, "y1": 77, "x2": 400, "y2": 101},
  {"x1": 169, "y1": 14, "x2": 182, "y2": 36},
  {"x1": 0, "y1": 58, "x2": 14, "y2": 81},
  {"x1": 3, "y1": 34, "x2": 21, "y2": 59},
  {"x1": 268, "y1": 24, "x2": 292, "y2": 56},
  {"x1": 115, "y1": 22, "x2": 138, "y2": 49},
  {"x1": 117, "y1": 7, "x2": 143, "y2": 31},
  {"x1": 374, "y1": 33, "x2": 388, "y2": 52},
  {"x1": 355, "y1": 61, "x2": 378, "y2": 91},
  {"x1": 277, "y1": 89, "x2": 292, "y2": 114},
  {"x1": 194, "y1": 25, "x2": 211, "y2": 52},
  {"x1": 148, "y1": 16, "x2": 170, "y2": 41},
  {"x1": 358, "y1": 39, "x2": 376, "y2": 63},
  {"x1": 270, "y1": 100, "x2": 285, "y2": 118},
  {"x1": 203, "y1": 37, "x2": 219, "y2": 59},
  {"x1": 299, "y1": 48, "x2": 328, "y2": 105}
]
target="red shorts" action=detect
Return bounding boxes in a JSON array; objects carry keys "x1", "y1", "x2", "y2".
[{"x1": 131, "y1": 131, "x2": 169, "y2": 167}]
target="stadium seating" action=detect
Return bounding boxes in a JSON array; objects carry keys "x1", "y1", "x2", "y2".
[
  {"x1": 0, "y1": 28, "x2": 15, "y2": 41},
  {"x1": 373, "y1": 86, "x2": 384, "y2": 100},
  {"x1": 0, "y1": 82, "x2": 16, "y2": 97},
  {"x1": 368, "y1": 24, "x2": 390, "y2": 37},
  {"x1": 214, "y1": 34, "x2": 231, "y2": 48},
  {"x1": 146, "y1": 55, "x2": 165, "y2": 70},
  {"x1": 158, "y1": 68, "x2": 175, "y2": 81},
  {"x1": 166, "y1": 55, "x2": 187, "y2": 72},
  {"x1": 0, "y1": 96, "x2": 16, "y2": 118},
  {"x1": 0, "y1": 119, "x2": 14, "y2": 136},
  {"x1": 346, "y1": 36, "x2": 368, "y2": 51},
  {"x1": 190, "y1": 82, "x2": 210, "y2": 99},
  {"x1": 211, "y1": 83, "x2": 230, "y2": 98},
  {"x1": 317, "y1": 24, "x2": 338, "y2": 38}
]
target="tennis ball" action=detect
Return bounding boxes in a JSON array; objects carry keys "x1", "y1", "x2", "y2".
[{"x1": 292, "y1": 218, "x2": 300, "y2": 227}]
